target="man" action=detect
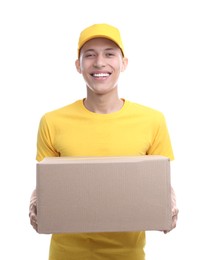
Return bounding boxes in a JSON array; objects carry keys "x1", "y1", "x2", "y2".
[{"x1": 29, "y1": 23, "x2": 178, "y2": 260}]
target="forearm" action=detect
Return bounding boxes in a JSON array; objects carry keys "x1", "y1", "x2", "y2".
[{"x1": 29, "y1": 189, "x2": 38, "y2": 232}]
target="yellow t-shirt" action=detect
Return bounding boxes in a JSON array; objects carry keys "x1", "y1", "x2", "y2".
[{"x1": 36, "y1": 99, "x2": 174, "y2": 260}]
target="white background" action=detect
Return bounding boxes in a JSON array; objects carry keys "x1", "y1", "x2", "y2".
[{"x1": 0, "y1": 0, "x2": 205, "y2": 259}]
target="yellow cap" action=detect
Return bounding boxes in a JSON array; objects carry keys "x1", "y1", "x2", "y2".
[{"x1": 77, "y1": 23, "x2": 124, "y2": 58}]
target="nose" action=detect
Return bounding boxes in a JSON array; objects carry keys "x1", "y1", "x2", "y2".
[{"x1": 93, "y1": 54, "x2": 106, "y2": 68}]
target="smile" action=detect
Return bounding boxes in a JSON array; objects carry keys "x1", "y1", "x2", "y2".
[{"x1": 91, "y1": 73, "x2": 111, "y2": 78}]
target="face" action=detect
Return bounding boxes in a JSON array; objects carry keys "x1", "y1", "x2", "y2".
[{"x1": 75, "y1": 38, "x2": 128, "y2": 95}]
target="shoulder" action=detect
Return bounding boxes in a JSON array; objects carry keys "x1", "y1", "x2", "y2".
[
  {"x1": 125, "y1": 100, "x2": 165, "y2": 119},
  {"x1": 38, "y1": 100, "x2": 83, "y2": 129},
  {"x1": 42, "y1": 100, "x2": 82, "y2": 119}
]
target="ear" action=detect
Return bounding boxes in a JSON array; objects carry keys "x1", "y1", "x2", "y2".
[
  {"x1": 121, "y1": 57, "x2": 128, "y2": 72},
  {"x1": 75, "y1": 59, "x2": 81, "y2": 74}
]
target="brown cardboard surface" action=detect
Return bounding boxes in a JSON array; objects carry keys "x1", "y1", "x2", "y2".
[{"x1": 36, "y1": 155, "x2": 172, "y2": 234}]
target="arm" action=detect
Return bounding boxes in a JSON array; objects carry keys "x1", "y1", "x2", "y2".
[
  {"x1": 29, "y1": 189, "x2": 38, "y2": 232},
  {"x1": 148, "y1": 113, "x2": 179, "y2": 233},
  {"x1": 29, "y1": 114, "x2": 58, "y2": 232},
  {"x1": 164, "y1": 186, "x2": 179, "y2": 234}
]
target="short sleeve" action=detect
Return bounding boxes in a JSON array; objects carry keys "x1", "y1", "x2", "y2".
[
  {"x1": 147, "y1": 113, "x2": 174, "y2": 160},
  {"x1": 36, "y1": 115, "x2": 60, "y2": 161}
]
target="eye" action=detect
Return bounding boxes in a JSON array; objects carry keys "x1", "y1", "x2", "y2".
[
  {"x1": 105, "y1": 52, "x2": 115, "y2": 57},
  {"x1": 84, "y1": 52, "x2": 96, "y2": 58}
]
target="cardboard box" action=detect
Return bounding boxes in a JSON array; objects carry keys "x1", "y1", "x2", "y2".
[{"x1": 36, "y1": 155, "x2": 172, "y2": 234}]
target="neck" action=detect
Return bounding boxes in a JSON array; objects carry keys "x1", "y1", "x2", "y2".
[{"x1": 84, "y1": 88, "x2": 124, "y2": 114}]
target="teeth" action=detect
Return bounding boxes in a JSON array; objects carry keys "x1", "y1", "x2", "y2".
[{"x1": 93, "y1": 73, "x2": 109, "y2": 77}]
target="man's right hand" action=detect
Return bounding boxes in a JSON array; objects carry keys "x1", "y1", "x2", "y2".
[{"x1": 29, "y1": 189, "x2": 38, "y2": 232}]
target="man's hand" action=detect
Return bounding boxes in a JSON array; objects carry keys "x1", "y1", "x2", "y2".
[
  {"x1": 164, "y1": 187, "x2": 179, "y2": 234},
  {"x1": 29, "y1": 189, "x2": 38, "y2": 232}
]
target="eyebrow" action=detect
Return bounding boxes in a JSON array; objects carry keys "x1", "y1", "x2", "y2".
[{"x1": 84, "y1": 47, "x2": 118, "y2": 53}]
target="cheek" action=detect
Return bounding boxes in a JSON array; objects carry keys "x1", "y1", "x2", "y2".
[
  {"x1": 112, "y1": 58, "x2": 124, "y2": 71},
  {"x1": 118, "y1": 62, "x2": 126, "y2": 72},
  {"x1": 79, "y1": 61, "x2": 88, "y2": 73},
  {"x1": 121, "y1": 65, "x2": 125, "y2": 72}
]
